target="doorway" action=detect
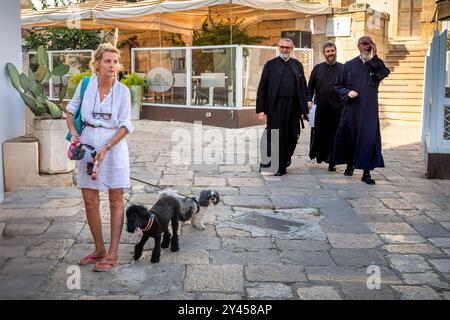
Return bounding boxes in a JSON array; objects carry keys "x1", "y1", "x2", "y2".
[{"x1": 398, "y1": 0, "x2": 423, "y2": 37}]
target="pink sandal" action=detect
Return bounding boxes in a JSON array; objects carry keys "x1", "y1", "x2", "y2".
[
  {"x1": 79, "y1": 254, "x2": 104, "y2": 265},
  {"x1": 93, "y1": 259, "x2": 118, "y2": 272}
]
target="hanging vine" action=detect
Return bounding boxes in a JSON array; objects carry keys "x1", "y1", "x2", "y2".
[{"x1": 29, "y1": 0, "x2": 85, "y2": 10}]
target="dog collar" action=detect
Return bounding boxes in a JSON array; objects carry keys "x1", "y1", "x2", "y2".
[{"x1": 142, "y1": 212, "x2": 155, "y2": 232}]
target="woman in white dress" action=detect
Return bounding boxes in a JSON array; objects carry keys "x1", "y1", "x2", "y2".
[{"x1": 66, "y1": 43, "x2": 134, "y2": 271}]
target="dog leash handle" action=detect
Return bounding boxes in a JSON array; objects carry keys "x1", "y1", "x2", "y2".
[{"x1": 91, "y1": 160, "x2": 99, "y2": 181}]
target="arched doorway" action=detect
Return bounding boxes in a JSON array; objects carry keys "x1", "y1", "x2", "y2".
[{"x1": 398, "y1": 0, "x2": 423, "y2": 37}]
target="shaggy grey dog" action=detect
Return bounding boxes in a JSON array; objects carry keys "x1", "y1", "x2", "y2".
[{"x1": 159, "y1": 189, "x2": 220, "y2": 230}]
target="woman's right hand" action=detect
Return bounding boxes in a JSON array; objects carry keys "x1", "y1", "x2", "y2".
[{"x1": 70, "y1": 133, "x2": 80, "y2": 145}]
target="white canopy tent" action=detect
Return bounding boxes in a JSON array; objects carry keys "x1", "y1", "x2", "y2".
[{"x1": 21, "y1": 0, "x2": 331, "y2": 35}]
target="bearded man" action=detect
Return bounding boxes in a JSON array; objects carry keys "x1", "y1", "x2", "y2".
[
  {"x1": 333, "y1": 36, "x2": 390, "y2": 184},
  {"x1": 307, "y1": 41, "x2": 344, "y2": 171},
  {"x1": 256, "y1": 38, "x2": 308, "y2": 176}
]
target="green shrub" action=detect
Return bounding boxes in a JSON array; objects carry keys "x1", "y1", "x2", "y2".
[
  {"x1": 67, "y1": 70, "x2": 93, "y2": 98},
  {"x1": 120, "y1": 73, "x2": 147, "y2": 111}
]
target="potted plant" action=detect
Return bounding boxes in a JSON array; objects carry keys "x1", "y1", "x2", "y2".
[
  {"x1": 6, "y1": 45, "x2": 74, "y2": 174},
  {"x1": 120, "y1": 72, "x2": 147, "y2": 120},
  {"x1": 67, "y1": 70, "x2": 93, "y2": 99}
]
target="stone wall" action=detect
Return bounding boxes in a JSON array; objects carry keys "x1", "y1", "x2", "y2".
[
  {"x1": 332, "y1": 3, "x2": 389, "y2": 62},
  {"x1": 421, "y1": 0, "x2": 439, "y2": 42},
  {"x1": 247, "y1": 3, "x2": 389, "y2": 65}
]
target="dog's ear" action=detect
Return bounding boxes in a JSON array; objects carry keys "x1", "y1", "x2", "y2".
[
  {"x1": 125, "y1": 206, "x2": 137, "y2": 233},
  {"x1": 198, "y1": 190, "x2": 210, "y2": 206}
]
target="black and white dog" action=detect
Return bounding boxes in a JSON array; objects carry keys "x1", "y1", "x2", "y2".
[
  {"x1": 126, "y1": 189, "x2": 219, "y2": 263},
  {"x1": 160, "y1": 189, "x2": 220, "y2": 230}
]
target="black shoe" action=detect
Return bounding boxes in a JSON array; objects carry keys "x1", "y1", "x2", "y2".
[
  {"x1": 361, "y1": 174, "x2": 375, "y2": 185},
  {"x1": 286, "y1": 160, "x2": 291, "y2": 168},
  {"x1": 328, "y1": 164, "x2": 336, "y2": 172},
  {"x1": 274, "y1": 171, "x2": 286, "y2": 176},
  {"x1": 344, "y1": 167, "x2": 354, "y2": 176}
]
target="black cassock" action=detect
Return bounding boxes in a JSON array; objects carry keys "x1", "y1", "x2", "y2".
[
  {"x1": 333, "y1": 55, "x2": 390, "y2": 170},
  {"x1": 307, "y1": 61, "x2": 344, "y2": 164},
  {"x1": 256, "y1": 56, "x2": 308, "y2": 172}
]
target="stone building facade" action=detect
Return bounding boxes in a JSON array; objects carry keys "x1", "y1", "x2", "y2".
[{"x1": 111, "y1": 1, "x2": 443, "y2": 124}]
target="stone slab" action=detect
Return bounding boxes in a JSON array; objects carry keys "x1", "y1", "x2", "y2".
[
  {"x1": 281, "y1": 251, "x2": 335, "y2": 266},
  {"x1": 4, "y1": 221, "x2": 51, "y2": 236},
  {"x1": 365, "y1": 223, "x2": 418, "y2": 235},
  {"x1": 330, "y1": 249, "x2": 387, "y2": 266},
  {"x1": 379, "y1": 234, "x2": 426, "y2": 244},
  {"x1": 429, "y1": 259, "x2": 450, "y2": 273},
  {"x1": 26, "y1": 239, "x2": 74, "y2": 259},
  {"x1": 297, "y1": 286, "x2": 342, "y2": 300},
  {"x1": 391, "y1": 285, "x2": 441, "y2": 300},
  {"x1": 274, "y1": 240, "x2": 330, "y2": 251},
  {"x1": 184, "y1": 265, "x2": 243, "y2": 293},
  {"x1": 387, "y1": 254, "x2": 432, "y2": 273},
  {"x1": 327, "y1": 233, "x2": 382, "y2": 249},
  {"x1": 245, "y1": 265, "x2": 306, "y2": 282},
  {"x1": 210, "y1": 249, "x2": 282, "y2": 265},
  {"x1": 247, "y1": 283, "x2": 294, "y2": 299},
  {"x1": 0, "y1": 257, "x2": 58, "y2": 275}
]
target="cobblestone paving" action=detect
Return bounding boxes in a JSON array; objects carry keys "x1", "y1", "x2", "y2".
[{"x1": 0, "y1": 121, "x2": 449, "y2": 300}]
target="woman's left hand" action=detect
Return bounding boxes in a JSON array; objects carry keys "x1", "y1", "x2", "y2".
[{"x1": 94, "y1": 146, "x2": 108, "y2": 167}]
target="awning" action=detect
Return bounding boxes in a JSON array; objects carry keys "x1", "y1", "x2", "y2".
[{"x1": 21, "y1": 0, "x2": 332, "y2": 35}]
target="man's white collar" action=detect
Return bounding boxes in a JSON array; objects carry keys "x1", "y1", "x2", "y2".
[{"x1": 359, "y1": 55, "x2": 370, "y2": 63}]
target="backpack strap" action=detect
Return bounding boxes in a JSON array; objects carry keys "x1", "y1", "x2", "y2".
[
  {"x1": 80, "y1": 76, "x2": 90, "y2": 105},
  {"x1": 78, "y1": 76, "x2": 91, "y2": 133},
  {"x1": 65, "y1": 76, "x2": 91, "y2": 142}
]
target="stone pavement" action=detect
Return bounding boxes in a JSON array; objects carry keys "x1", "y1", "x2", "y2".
[{"x1": 0, "y1": 120, "x2": 449, "y2": 300}]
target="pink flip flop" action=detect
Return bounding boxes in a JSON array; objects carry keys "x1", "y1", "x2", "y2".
[
  {"x1": 93, "y1": 259, "x2": 118, "y2": 272},
  {"x1": 79, "y1": 254, "x2": 104, "y2": 265}
]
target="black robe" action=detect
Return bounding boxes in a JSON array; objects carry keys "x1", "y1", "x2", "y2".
[
  {"x1": 307, "y1": 61, "x2": 344, "y2": 164},
  {"x1": 256, "y1": 56, "x2": 308, "y2": 172},
  {"x1": 333, "y1": 55, "x2": 390, "y2": 171}
]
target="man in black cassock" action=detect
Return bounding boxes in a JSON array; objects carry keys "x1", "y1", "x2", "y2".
[
  {"x1": 307, "y1": 41, "x2": 344, "y2": 172},
  {"x1": 256, "y1": 38, "x2": 308, "y2": 176},
  {"x1": 333, "y1": 36, "x2": 390, "y2": 184}
]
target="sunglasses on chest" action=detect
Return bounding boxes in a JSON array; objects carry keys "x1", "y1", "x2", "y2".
[{"x1": 92, "y1": 84, "x2": 113, "y2": 120}]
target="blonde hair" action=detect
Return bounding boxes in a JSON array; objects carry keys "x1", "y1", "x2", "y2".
[{"x1": 90, "y1": 43, "x2": 122, "y2": 74}]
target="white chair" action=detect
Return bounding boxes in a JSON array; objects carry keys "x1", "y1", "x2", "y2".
[
  {"x1": 200, "y1": 73, "x2": 226, "y2": 106},
  {"x1": 172, "y1": 73, "x2": 187, "y2": 103}
]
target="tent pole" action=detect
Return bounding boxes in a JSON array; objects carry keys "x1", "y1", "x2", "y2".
[
  {"x1": 158, "y1": 15, "x2": 164, "y2": 103},
  {"x1": 114, "y1": 27, "x2": 119, "y2": 47},
  {"x1": 158, "y1": 15, "x2": 162, "y2": 48},
  {"x1": 229, "y1": 0, "x2": 232, "y2": 45}
]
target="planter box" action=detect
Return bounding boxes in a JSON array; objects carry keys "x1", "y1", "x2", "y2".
[
  {"x1": 130, "y1": 85, "x2": 141, "y2": 120},
  {"x1": 3, "y1": 136, "x2": 40, "y2": 191},
  {"x1": 33, "y1": 118, "x2": 75, "y2": 174},
  {"x1": 3, "y1": 136, "x2": 73, "y2": 191},
  {"x1": 130, "y1": 100, "x2": 141, "y2": 120}
]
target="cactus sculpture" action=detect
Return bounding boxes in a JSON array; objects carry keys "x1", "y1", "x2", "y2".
[{"x1": 6, "y1": 45, "x2": 70, "y2": 119}]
